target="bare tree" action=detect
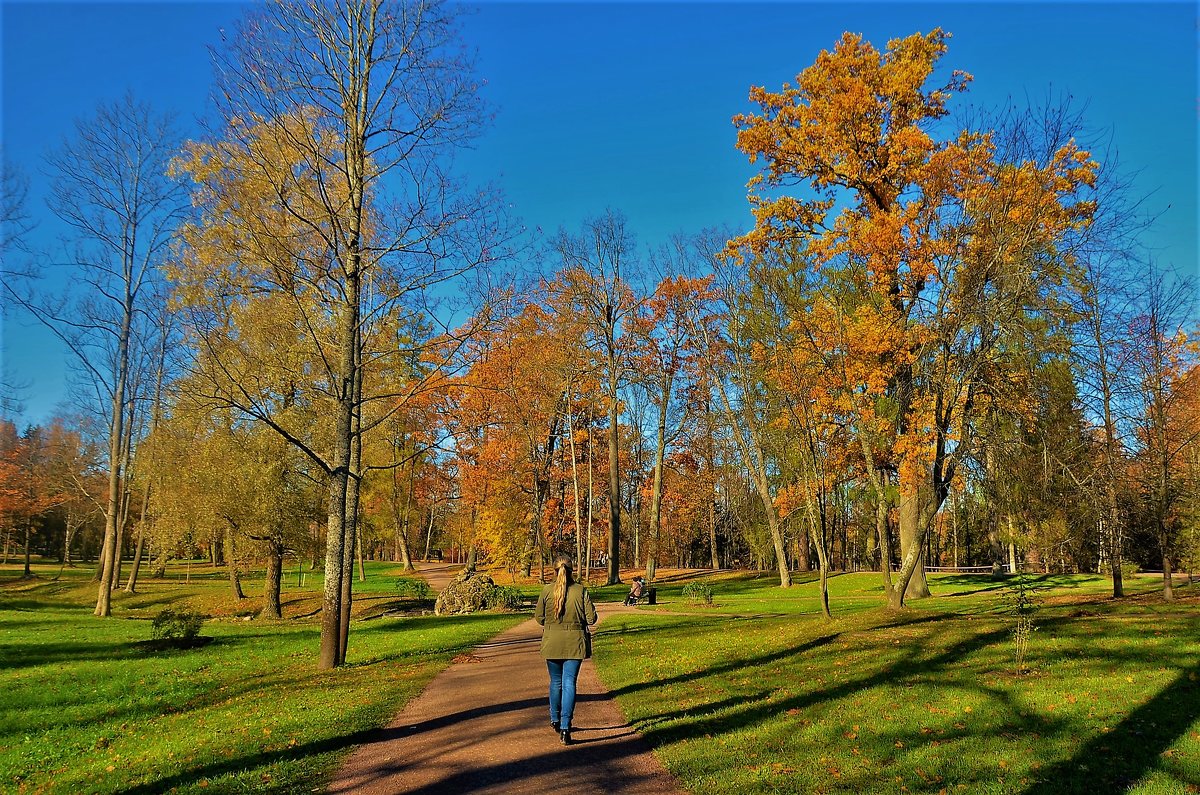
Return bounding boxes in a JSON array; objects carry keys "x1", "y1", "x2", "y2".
[
  {"x1": 1, "y1": 157, "x2": 35, "y2": 416},
  {"x1": 551, "y1": 211, "x2": 640, "y2": 585},
  {"x1": 1, "y1": 155, "x2": 34, "y2": 255},
  {"x1": 1127, "y1": 267, "x2": 1196, "y2": 601},
  {"x1": 3, "y1": 95, "x2": 185, "y2": 616}
]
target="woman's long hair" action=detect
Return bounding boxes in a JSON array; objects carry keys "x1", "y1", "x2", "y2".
[{"x1": 552, "y1": 557, "x2": 574, "y2": 618}]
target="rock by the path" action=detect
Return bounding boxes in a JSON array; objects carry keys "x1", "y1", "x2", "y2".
[{"x1": 433, "y1": 566, "x2": 501, "y2": 615}]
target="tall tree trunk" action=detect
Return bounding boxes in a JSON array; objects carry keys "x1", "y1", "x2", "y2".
[
  {"x1": 646, "y1": 394, "x2": 668, "y2": 585},
  {"x1": 263, "y1": 542, "x2": 284, "y2": 619},
  {"x1": 126, "y1": 314, "x2": 167, "y2": 594},
  {"x1": 586, "y1": 426, "x2": 594, "y2": 582},
  {"x1": 62, "y1": 509, "x2": 75, "y2": 568},
  {"x1": 124, "y1": 472, "x2": 152, "y2": 593},
  {"x1": 23, "y1": 523, "x2": 32, "y2": 578},
  {"x1": 807, "y1": 499, "x2": 831, "y2": 619},
  {"x1": 524, "y1": 407, "x2": 562, "y2": 578},
  {"x1": 321, "y1": 465, "x2": 350, "y2": 669},
  {"x1": 112, "y1": 513, "x2": 126, "y2": 593},
  {"x1": 95, "y1": 309, "x2": 131, "y2": 616},
  {"x1": 951, "y1": 492, "x2": 960, "y2": 568},
  {"x1": 318, "y1": 306, "x2": 355, "y2": 669},
  {"x1": 888, "y1": 492, "x2": 941, "y2": 609},
  {"x1": 566, "y1": 391, "x2": 585, "y2": 573},
  {"x1": 1088, "y1": 290, "x2": 1124, "y2": 598},
  {"x1": 423, "y1": 508, "x2": 435, "y2": 561},
  {"x1": 714, "y1": 371, "x2": 790, "y2": 588},
  {"x1": 356, "y1": 524, "x2": 366, "y2": 583},
  {"x1": 392, "y1": 456, "x2": 415, "y2": 571},
  {"x1": 709, "y1": 498, "x2": 719, "y2": 570},
  {"x1": 1161, "y1": 548, "x2": 1175, "y2": 602},
  {"x1": 606, "y1": 379, "x2": 622, "y2": 585},
  {"x1": 125, "y1": 521, "x2": 147, "y2": 594},
  {"x1": 338, "y1": 334, "x2": 364, "y2": 666},
  {"x1": 898, "y1": 487, "x2": 931, "y2": 600},
  {"x1": 225, "y1": 531, "x2": 245, "y2": 600}
]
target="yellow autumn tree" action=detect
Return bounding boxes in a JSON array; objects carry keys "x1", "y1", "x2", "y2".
[{"x1": 730, "y1": 29, "x2": 1096, "y2": 607}]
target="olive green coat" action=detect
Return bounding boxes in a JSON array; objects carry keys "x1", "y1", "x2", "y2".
[{"x1": 535, "y1": 582, "x2": 598, "y2": 660}]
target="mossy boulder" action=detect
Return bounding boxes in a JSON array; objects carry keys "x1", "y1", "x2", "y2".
[{"x1": 434, "y1": 567, "x2": 500, "y2": 615}]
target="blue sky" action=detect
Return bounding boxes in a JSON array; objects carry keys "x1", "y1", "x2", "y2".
[{"x1": 2, "y1": 1, "x2": 1197, "y2": 425}]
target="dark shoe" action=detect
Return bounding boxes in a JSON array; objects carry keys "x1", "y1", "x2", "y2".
[
  {"x1": 560, "y1": 728, "x2": 572, "y2": 745},
  {"x1": 551, "y1": 721, "x2": 560, "y2": 732}
]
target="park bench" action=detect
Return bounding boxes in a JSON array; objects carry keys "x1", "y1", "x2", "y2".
[{"x1": 626, "y1": 585, "x2": 657, "y2": 605}]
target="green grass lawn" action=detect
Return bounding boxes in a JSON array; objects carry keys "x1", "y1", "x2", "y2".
[
  {"x1": 0, "y1": 559, "x2": 524, "y2": 794},
  {"x1": 4, "y1": 558, "x2": 1197, "y2": 794},
  {"x1": 594, "y1": 571, "x2": 1200, "y2": 795}
]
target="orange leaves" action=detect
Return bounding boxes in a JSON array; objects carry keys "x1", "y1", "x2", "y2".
[
  {"x1": 728, "y1": 29, "x2": 1104, "y2": 541},
  {"x1": 734, "y1": 28, "x2": 967, "y2": 208}
]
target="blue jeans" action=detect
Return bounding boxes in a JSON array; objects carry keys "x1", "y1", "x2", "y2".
[{"x1": 546, "y1": 658, "x2": 582, "y2": 730}]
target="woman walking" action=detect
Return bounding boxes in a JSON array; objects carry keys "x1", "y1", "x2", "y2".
[{"x1": 535, "y1": 557, "x2": 598, "y2": 745}]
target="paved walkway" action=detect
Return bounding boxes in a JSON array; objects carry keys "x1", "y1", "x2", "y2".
[{"x1": 328, "y1": 563, "x2": 686, "y2": 795}]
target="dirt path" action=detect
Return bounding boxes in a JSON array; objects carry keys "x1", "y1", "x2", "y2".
[{"x1": 328, "y1": 563, "x2": 686, "y2": 794}]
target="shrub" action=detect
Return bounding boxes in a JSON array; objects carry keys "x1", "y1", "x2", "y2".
[
  {"x1": 151, "y1": 607, "x2": 205, "y2": 642},
  {"x1": 1001, "y1": 573, "x2": 1041, "y2": 674},
  {"x1": 394, "y1": 577, "x2": 433, "y2": 601},
  {"x1": 1118, "y1": 561, "x2": 1139, "y2": 583},
  {"x1": 682, "y1": 580, "x2": 715, "y2": 606},
  {"x1": 486, "y1": 585, "x2": 523, "y2": 611}
]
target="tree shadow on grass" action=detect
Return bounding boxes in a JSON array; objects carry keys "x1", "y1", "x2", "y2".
[
  {"x1": 934, "y1": 574, "x2": 1105, "y2": 599},
  {"x1": 0, "y1": 639, "x2": 145, "y2": 670},
  {"x1": 608, "y1": 631, "x2": 843, "y2": 700},
  {"x1": 0, "y1": 628, "x2": 289, "y2": 671},
  {"x1": 1020, "y1": 660, "x2": 1200, "y2": 795},
  {"x1": 621, "y1": 610, "x2": 1199, "y2": 793},
  {"x1": 114, "y1": 592, "x2": 207, "y2": 611},
  {"x1": 0, "y1": 598, "x2": 82, "y2": 612},
  {"x1": 637, "y1": 619, "x2": 1016, "y2": 748},
  {"x1": 116, "y1": 731, "x2": 375, "y2": 795}
]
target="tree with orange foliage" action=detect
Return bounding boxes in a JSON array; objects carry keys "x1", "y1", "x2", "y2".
[
  {"x1": 0, "y1": 422, "x2": 69, "y2": 577},
  {"x1": 1172, "y1": 363, "x2": 1200, "y2": 584},
  {"x1": 450, "y1": 303, "x2": 575, "y2": 577},
  {"x1": 627, "y1": 268, "x2": 713, "y2": 583},
  {"x1": 730, "y1": 29, "x2": 1097, "y2": 608}
]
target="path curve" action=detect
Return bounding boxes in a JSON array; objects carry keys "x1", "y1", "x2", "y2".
[{"x1": 328, "y1": 562, "x2": 686, "y2": 794}]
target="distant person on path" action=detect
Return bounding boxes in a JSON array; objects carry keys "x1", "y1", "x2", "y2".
[{"x1": 535, "y1": 557, "x2": 598, "y2": 746}]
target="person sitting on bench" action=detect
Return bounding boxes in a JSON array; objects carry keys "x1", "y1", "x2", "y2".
[{"x1": 624, "y1": 576, "x2": 646, "y2": 606}]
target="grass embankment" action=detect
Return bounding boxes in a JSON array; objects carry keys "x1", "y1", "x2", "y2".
[
  {"x1": 0, "y1": 560, "x2": 524, "y2": 794},
  {"x1": 594, "y1": 571, "x2": 1200, "y2": 795}
]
